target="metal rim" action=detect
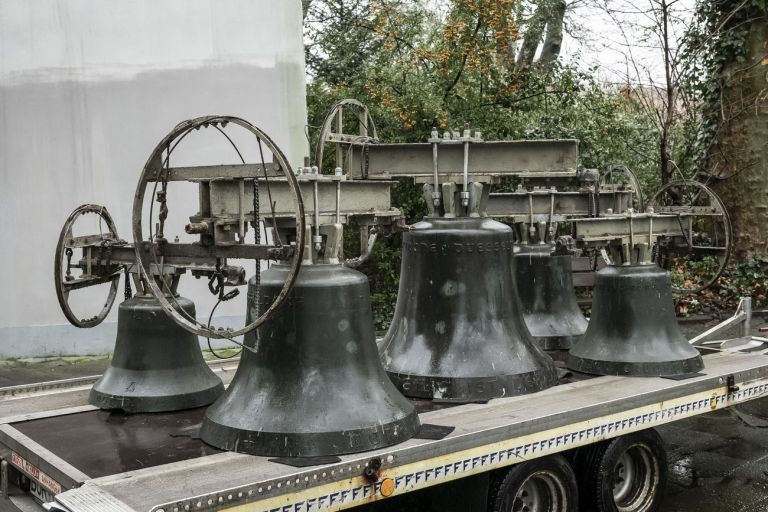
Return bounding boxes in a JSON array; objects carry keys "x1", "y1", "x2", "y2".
[
  {"x1": 502, "y1": 470, "x2": 568, "y2": 512},
  {"x1": 314, "y1": 98, "x2": 378, "y2": 171},
  {"x1": 612, "y1": 444, "x2": 661, "y2": 512},
  {"x1": 54, "y1": 204, "x2": 121, "y2": 328},
  {"x1": 132, "y1": 116, "x2": 305, "y2": 339},
  {"x1": 603, "y1": 163, "x2": 646, "y2": 213},
  {"x1": 649, "y1": 179, "x2": 732, "y2": 294}
]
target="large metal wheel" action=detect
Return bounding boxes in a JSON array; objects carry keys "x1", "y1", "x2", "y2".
[
  {"x1": 573, "y1": 429, "x2": 667, "y2": 512},
  {"x1": 314, "y1": 98, "x2": 378, "y2": 172},
  {"x1": 649, "y1": 180, "x2": 732, "y2": 293},
  {"x1": 54, "y1": 204, "x2": 123, "y2": 328},
  {"x1": 132, "y1": 116, "x2": 305, "y2": 339},
  {"x1": 488, "y1": 455, "x2": 578, "y2": 512}
]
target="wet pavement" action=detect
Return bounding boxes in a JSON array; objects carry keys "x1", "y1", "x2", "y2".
[
  {"x1": 660, "y1": 399, "x2": 768, "y2": 511},
  {"x1": 0, "y1": 356, "x2": 109, "y2": 387}
]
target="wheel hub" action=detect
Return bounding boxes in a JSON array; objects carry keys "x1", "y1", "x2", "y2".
[
  {"x1": 511, "y1": 470, "x2": 566, "y2": 512},
  {"x1": 612, "y1": 444, "x2": 660, "y2": 512}
]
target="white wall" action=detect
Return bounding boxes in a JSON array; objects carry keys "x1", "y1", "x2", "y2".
[{"x1": 0, "y1": 0, "x2": 308, "y2": 358}]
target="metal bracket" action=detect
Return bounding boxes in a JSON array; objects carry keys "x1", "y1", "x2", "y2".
[{"x1": 690, "y1": 297, "x2": 768, "y2": 353}]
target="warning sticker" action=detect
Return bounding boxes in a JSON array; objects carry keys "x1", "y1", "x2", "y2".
[{"x1": 10, "y1": 451, "x2": 63, "y2": 494}]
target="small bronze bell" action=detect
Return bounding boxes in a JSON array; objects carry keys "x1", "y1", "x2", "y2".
[
  {"x1": 90, "y1": 295, "x2": 224, "y2": 413},
  {"x1": 566, "y1": 264, "x2": 704, "y2": 376}
]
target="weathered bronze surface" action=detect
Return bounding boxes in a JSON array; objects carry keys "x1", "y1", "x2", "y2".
[
  {"x1": 90, "y1": 295, "x2": 224, "y2": 413},
  {"x1": 380, "y1": 217, "x2": 558, "y2": 403},
  {"x1": 201, "y1": 264, "x2": 420, "y2": 457},
  {"x1": 513, "y1": 245, "x2": 587, "y2": 350},
  {"x1": 567, "y1": 265, "x2": 704, "y2": 376}
]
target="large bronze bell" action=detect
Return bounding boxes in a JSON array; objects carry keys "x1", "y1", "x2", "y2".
[
  {"x1": 200, "y1": 264, "x2": 420, "y2": 457},
  {"x1": 566, "y1": 264, "x2": 704, "y2": 376},
  {"x1": 90, "y1": 295, "x2": 224, "y2": 413},
  {"x1": 513, "y1": 245, "x2": 588, "y2": 350},
  {"x1": 379, "y1": 217, "x2": 559, "y2": 403}
]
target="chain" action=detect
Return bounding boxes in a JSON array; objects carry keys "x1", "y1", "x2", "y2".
[
  {"x1": 208, "y1": 259, "x2": 225, "y2": 298},
  {"x1": 252, "y1": 177, "x2": 261, "y2": 319},
  {"x1": 156, "y1": 172, "x2": 169, "y2": 243},
  {"x1": 361, "y1": 142, "x2": 370, "y2": 179},
  {"x1": 124, "y1": 268, "x2": 133, "y2": 300}
]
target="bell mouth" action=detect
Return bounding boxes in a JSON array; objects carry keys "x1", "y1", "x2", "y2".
[
  {"x1": 200, "y1": 408, "x2": 421, "y2": 457},
  {"x1": 566, "y1": 354, "x2": 704, "y2": 378},
  {"x1": 386, "y1": 366, "x2": 559, "y2": 404},
  {"x1": 89, "y1": 381, "x2": 224, "y2": 414}
]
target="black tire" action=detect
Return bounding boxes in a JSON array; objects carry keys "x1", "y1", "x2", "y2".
[
  {"x1": 572, "y1": 429, "x2": 667, "y2": 512},
  {"x1": 488, "y1": 455, "x2": 578, "y2": 512}
]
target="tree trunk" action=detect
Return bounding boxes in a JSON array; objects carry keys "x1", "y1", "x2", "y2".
[
  {"x1": 660, "y1": 130, "x2": 674, "y2": 186},
  {"x1": 538, "y1": 0, "x2": 566, "y2": 68},
  {"x1": 711, "y1": 18, "x2": 768, "y2": 259},
  {"x1": 516, "y1": 4, "x2": 548, "y2": 67}
]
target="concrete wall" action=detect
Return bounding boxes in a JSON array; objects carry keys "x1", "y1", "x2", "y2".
[{"x1": 0, "y1": 0, "x2": 308, "y2": 358}]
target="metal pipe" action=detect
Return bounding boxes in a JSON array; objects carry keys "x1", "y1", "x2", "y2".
[
  {"x1": 336, "y1": 108, "x2": 343, "y2": 171},
  {"x1": 431, "y1": 128, "x2": 441, "y2": 208},
  {"x1": 461, "y1": 127, "x2": 470, "y2": 207},
  {"x1": 741, "y1": 296, "x2": 753, "y2": 339},
  {"x1": 528, "y1": 194, "x2": 536, "y2": 241},
  {"x1": 313, "y1": 173, "x2": 321, "y2": 253},
  {"x1": 648, "y1": 208, "x2": 654, "y2": 256},
  {"x1": 628, "y1": 210, "x2": 635, "y2": 258},
  {"x1": 185, "y1": 222, "x2": 209, "y2": 235},
  {"x1": 548, "y1": 191, "x2": 555, "y2": 243},
  {"x1": 238, "y1": 179, "x2": 245, "y2": 242},
  {"x1": 335, "y1": 167, "x2": 342, "y2": 224}
]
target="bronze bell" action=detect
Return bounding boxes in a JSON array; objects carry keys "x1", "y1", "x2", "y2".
[
  {"x1": 90, "y1": 295, "x2": 224, "y2": 413},
  {"x1": 379, "y1": 217, "x2": 559, "y2": 403},
  {"x1": 200, "y1": 264, "x2": 421, "y2": 457},
  {"x1": 513, "y1": 245, "x2": 588, "y2": 351},
  {"x1": 566, "y1": 264, "x2": 704, "y2": 376}
]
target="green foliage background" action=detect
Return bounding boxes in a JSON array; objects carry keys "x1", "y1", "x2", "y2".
[{"x1": 304, "y1": 0, "x2": 759, "y2": 324}]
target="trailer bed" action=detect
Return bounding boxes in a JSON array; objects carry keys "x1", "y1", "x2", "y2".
[{"x1": 1, "y1": 353, "x2": 767, "y2": 512}]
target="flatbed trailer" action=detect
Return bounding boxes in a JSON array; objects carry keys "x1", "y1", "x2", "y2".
[{"x1": 1, "y1": 351, "x2": 767, "y2": 512}]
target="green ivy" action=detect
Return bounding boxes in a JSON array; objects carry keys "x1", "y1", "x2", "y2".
[{"x1": 683, "y1": 0, "x2": 768, "y2": 172}]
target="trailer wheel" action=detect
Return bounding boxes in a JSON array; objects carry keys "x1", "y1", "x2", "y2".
[
  {"x1": 574, "y1": 429, "x2": 667, "y2": 512},
  {"x1": 488, "y1": 455, "x2": 578, "y2": 512}
]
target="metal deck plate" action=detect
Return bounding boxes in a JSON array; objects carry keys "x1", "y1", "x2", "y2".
[
  {"x1": 54, "y1": 482, "x2": 135, "y2": 512},
  {"x1": 12, "y1": 408, "x2": 221, "y2": 479}
]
